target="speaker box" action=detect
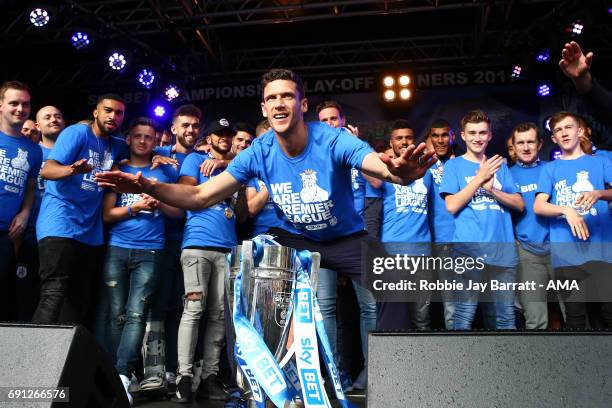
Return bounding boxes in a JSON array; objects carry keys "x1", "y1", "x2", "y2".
[
  {"x1": 0, "y1": 323, "x2": 130, "y2": 408},
  {"x1": 368, "y1": 331, "x2": 612, "y2": 408}
]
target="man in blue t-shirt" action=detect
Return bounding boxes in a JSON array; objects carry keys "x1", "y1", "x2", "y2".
[
  {"x1": 424, "y1": 119, "x2": 458, "y2": 329},
  {"x1": 0, "y1": 80, "x2": 42, "y2": 321},
  {"x1": 509, "y1": 122, "x2": 555, "y2": 329},
  {"x1": 144, "y1": 104, "x2": 202, "y2": 394},
  {"x1": 96, "y1": 69, "x2": 435, "y2": 333},
  {"x1": 373, "y1": 120, "x2": 433, "y2": 331},
  {"x1": 440, "y1": 110, "x2": 524, "y2": 330},
  {"x1": 534, "y1": 111, "x2": 612, "y2": 329},
  {"x1": 32, "y1": 93, "x2": 128, "y2": 329},
  {"x1": 100, "y1": 117, "x2": 180, "y2": 404},
  {"x1": 172, "y1": 118, "x2": 241, "y2": 403},
  {"x1": 14, "y1": 105, "x2": 65, "y2": 322}
]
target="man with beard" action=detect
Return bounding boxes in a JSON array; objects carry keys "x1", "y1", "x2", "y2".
[
  {"x1": 14, "y1": 105, "x2": 65, "y2": 321},
  {"x1": 141, "y1": 104, "x2": 201, "y2": 395},
  {"x1": 33, "y1": 94, "x2": 128, "y2": 328},
  {"x1": 171, "y1": 118, "x2": 240, "y2": 403},
  {"x1": 0, "y1": 80, "x2": 42, "y2": 321}
]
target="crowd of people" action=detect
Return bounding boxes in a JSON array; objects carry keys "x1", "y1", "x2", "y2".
[{"x1": 0, "y1": 41, "x2": 610, "y2": 405}]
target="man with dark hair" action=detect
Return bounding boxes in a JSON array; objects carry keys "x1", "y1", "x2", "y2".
[
  {"x1": 231, "y1": 122, "x2": 255, "y2": 155},
  {"x1": 440, "y1": 109, "x2": 524, "y2": 330},
  {"x1": 22, "y1": 119, "x2": 40, "y2": 143},
  {"x1": 142, "y1": 103, "x2": 201, "y2": 394},
  {"x1": 32, "y1": 93, "x2": 128, "y2": 328},
  {"x1": 424, "y1": 119, "x2": 457, "y2": 329},
  {"x1": 0, "y1": 80, "x2": 42, "y2": 321},
  {"x1": 96, "y1": 68, "x2": 435, "y2": 336},
  {"x1": 100, "y1": 117, "x2": 180, "y2": 404},
  {"x1": 509, "y1": 122, "x2": 554, "y2": 329},
  {"x1": 506, "y1": 135, "x2": 517, "y2": 165},
  {"x1": 534, "y1": 111, "x2": 612, "y2": 329}
]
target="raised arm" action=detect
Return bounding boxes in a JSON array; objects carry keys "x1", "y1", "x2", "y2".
[{"x1": 96, "y1": 169, "x2": 242, "y2": 211}]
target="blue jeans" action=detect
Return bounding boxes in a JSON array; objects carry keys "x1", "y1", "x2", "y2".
[
  {"x1": 452, "y1": 264, "x2": 516, "y2": 330},
  {"x1": 103, "y1": 245, "x2": 161, "y2": 376},
  {"x1": 317, "y1": 268, "x2": 377, "y2": 362}
]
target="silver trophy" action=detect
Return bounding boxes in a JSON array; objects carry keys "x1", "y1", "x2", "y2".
[{"x1": 226, "y1": 240, "x2": 320, "y2": 405}]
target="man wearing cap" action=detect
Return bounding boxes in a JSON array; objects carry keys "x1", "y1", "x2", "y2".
[{"x1": 171, "y1": 118, "x2": 240, "y2": 403}]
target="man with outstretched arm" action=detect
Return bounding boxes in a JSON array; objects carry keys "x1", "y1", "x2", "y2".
[{"x1": 96, "y1": 69, "x2": 435, "y2": 334}]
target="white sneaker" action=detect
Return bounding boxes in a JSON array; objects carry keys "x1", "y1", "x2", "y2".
[
  {"x1": 140, "y1": 372, "x2": 166, "y2": 391},
  {"x1": 119, "y1": 374, "x2": 134, "y2": 406}
]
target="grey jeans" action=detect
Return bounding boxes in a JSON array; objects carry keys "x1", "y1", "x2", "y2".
[
  {"x1": 177, "y1": 248, "x2": 227, "y2": 379},
  {"x1": 517, "y1": 245, "x2": 555, "y2": 330}
]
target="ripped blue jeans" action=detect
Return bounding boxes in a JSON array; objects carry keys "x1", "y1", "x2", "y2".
[{"x1": 103, "y1": 245, "x2": 161, "y2": 376}]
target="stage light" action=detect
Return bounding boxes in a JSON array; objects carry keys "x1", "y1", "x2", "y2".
[
  {"x1": 398, "y1": 75, "x2": 410, "y2": 86},
  {"x1": 153, "y1": 105, "x2": 166, "y2": 118},
  {"x1": 399, "y1": 89, "x2": 411, "y2": 100},
  {"x1": 138, "y1": 69, "x2": 155, "y2": 89},
  {"x1": 511, "y1": 65, "x2": 522, "y2": 79},
  {"x1": 108, "y1": 52, "x2": 127, "y2": 71},
  {"x1": 535, "y1": 49, "x2": 550, "y2": 63},
  {"x1": 537, "y1": 83, "x2": 551, "y2": 97},
  {"x1": 70, "y1": 32, "x2": 90, "y2": 50},
  {"x1": 383, "y1": 90, "x2": 396, "y2": 102},
  {"x1": 568, "y1": 20, "x2": 584, "y2": 36},
  {"x1": 164, "y1": 84, "x2": 181, "y2": 101},
  {"x1": 383, "y1": 76, "x2": 394, "y2": 87},
  {"x1": 543, "y1": 115, "x2": 552, "y2": 132},
  {"x1": 608, "y1": 4, "x2": 612, "y2": 14},
  {"x1": 29, "y1": 8, "x2": 50, "y2": 27}
]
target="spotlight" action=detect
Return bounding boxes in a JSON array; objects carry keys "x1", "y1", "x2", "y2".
[
  {"x1": 567, "y1": 20, "x2": 584, "y2": 36},
  {"x1": 29, "y1": 8, "x2": 50, "y2": 27},
  {"x1": 108, "y1": 52, "x2": 127, "y2": 71},
  {"x1": 398, "y1": 75, "x2": 410, "y2": 86},
  {"x1": 70, "y1": 31, "x2": 90, "y2": 50},
  {"x1": 383, "y1": 90, "x2": 396, "y2": 102},
  {"x1": 399, "y1": 89, "x2": 411, "y2": 100},
  {"x1": 609, "y1": 4, "x2": 612, "y2": 14},
  {"x1": 535, "y1": 49, "x2": 550, "y2": 63},
  {"x1": 164, "y1": 84, "x2": 181, "y2": 101},
  {"x1": 138, "y1": 69, "x2": 155, "y2": 89},
  {"x1": 537, "y1": 83, "x2": 551, "y2": 97},
  {"x1": 383, "y1": 76, "x2": 394, "y2": 87},
  {"x1": 511, "y1": 65, "x2": 522, "y2": 79},
  {"x1": 153, "y1": 105, "x2": 166, "y2": 118}
]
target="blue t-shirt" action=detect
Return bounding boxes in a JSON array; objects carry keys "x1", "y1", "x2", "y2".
[
  {"x1": 594, "y1": 149, "x2": 612, "y2": 164},
  {"x1": 226, "y1": 122, "x2": 373, "y2": 241},
  {"x1": 36, "y1": 124, "x2": 128, "y2": 245},
  {"x1": 536, "y1": 155, "x2": 612, "y2": 267},
  {"x1": 377, "y1": 172, "x2": 432, "y2": 256},
  {"x1": 180, "y1": 152, "x2": 237, "y2": 249},
  {"x1": 439, "y1": 156, "x2": 518, "y2": 267},
  {"x1": 351, "y1": 168, "x2": 365, "y2": 217},
  {"x1": 428, "y1": 158, "x2": 455, "y2": 243},
  {"x1": 247, "y1": 178, "x2": 283, "y2": 237},
  {"x1": 154, "y1": 145, "x2": 190, "y2": 242},
  {"x1": 0, "y1": 132, "x2": 42, "y2": 231},
  {"x1": 24, "y1": 144, "x2": 52, "y2": 242},
  {"x1": 108, "y1": 164, "x2": 178, "y2": 250},
  {"x1": 510, "y1": 161, "x2": 550, "y2": 255}
]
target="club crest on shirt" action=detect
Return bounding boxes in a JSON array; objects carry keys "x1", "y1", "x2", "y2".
[
  {"x1": 299, "y1": 170, "x2": 330, "y2": 203},
  {"x1": 10, "y1": 148, "x2": 30, "y2": 172}
]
